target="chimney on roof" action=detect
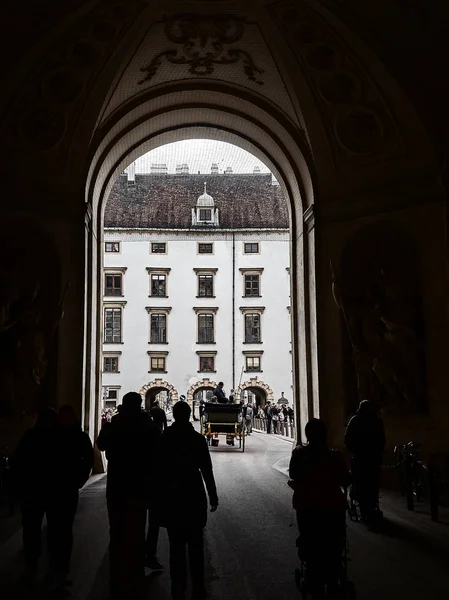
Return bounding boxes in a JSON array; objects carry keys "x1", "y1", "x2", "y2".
[
  {"x1": 211, "y1": 163, "x2": 219, "y2": 174},
  {"x1": 181, "y1": 163, "x2": 189, "y2": 174},
  {"x1": 224, "y1": 166, "x2": 233, "y2": 174},
  {"x1": 253, "y1": 166, "x2": 261, "y2": 173},
  {"x1": 127, "y1": 162, "x2": 136, "y2": 184},
  {"x1": 151, "y1": 163, "x2": 168, "y2": 174}
]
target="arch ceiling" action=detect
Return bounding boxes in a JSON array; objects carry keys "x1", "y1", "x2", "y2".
[{"x1": 0, "y1": 0, "x2": 441, "y2": 204}]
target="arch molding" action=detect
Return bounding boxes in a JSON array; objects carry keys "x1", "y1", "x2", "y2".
[
  {"x1": 139, "y1": 379, "x2": 178, "y2": 402},
  {"x1": 236, "y1": 377, "x2": 274, "y2": 403}
]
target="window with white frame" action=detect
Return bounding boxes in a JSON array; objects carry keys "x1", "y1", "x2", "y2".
[
  {"x1": 148, "y1": 351, "x2": 168, "y2": 373},
  {"x1": 240, "y1": 306, "x2": 265, "y2": 343},
  {"x1": 104, "y1": 386, "x2": 120, "y2": 408},
  {"x1": 104, "y1": 304, "x2": 126, "y2": 343},
  {"x1": 194, "y1": 307, "x2": 218, "y2": 344},
  {"x1": 103, "y1": 354, "x2": 120, "y2": 372},
  {"x1": 151, "y1": 314, "x2": 166, "y2": 343},
  {"x1": 244, "y1": 274, "x2": 260, "y2": 297},
  {"x1": 197, "y1": 351, "x2": 217, "y2": 373},
  {"x1": 151, "y1": 274, "x2": 166, "y2": 297},
  {"x1": 240, "y1": 268, "x2": 263, "y2": 298},
  {"x1": 244, "y1": 353, "x2": 263, "y2": 372},
  {"x1": 198, "y1": 243, "x2": 213, "y2": 254},
  {"x1": 104, "y1": 268, "x2": 127, "y2": 297},
  {"x1": 198, "y1": 314, "x2": 214, "y2": 343},
  {"x1": 194, "y1": 268, "x2": 217, "y2": 298},
  {"x1": 244, "y1": 242, "x2": 259, "y2": 254},
  {"x1": 105, "y1": 274, "x2": 122, "y2": 297},
  {"x1": 151, "y1": 242, "x2": 166, "y2": 254},
  {"x1": 105, "y1": 242, "x2": 120, "y2": 253},
  {"x1": 146, "y1": 307, "x2": 171, "y2": 343},
  {"x1": 147, "y1": 267, "x2": 170, "y2": 298},
  {"x1": 199, "y1": 209, "x2": 212, "y2": 221}
]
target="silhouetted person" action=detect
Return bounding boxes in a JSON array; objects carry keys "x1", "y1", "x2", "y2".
[
  {"x1": 155, "y1": 401, "x2": 218, "y2": 600},
  {"x1": 213, "y1": 382, "x2": 227, "y2": 404},
  {"x1": 97, "y1": 391, "x2": 161, "y2": 600},
  {"x1": 150, "y1": 399, "x2": 168, "y2": 432},
  {"x1": 50, "y1": 405, "x2": 94, "y2": 587},
  {"x1": 289, "y1": 419, "x2": 349, "y2": 597},
  {"x1": 13, "y1": 405, "x2": 93, "y2": 589},
  {"x1": 12, "y1": 407, "x2": 57, "y2": 585},
  {"x1": 271, "y1": 404, "x2": 280, "y2": 434},
  {"x1": 265, "y1": 401, "x2": 272, "y2": 433},
  {"x1": 345, "y1": 399, "x2": 385, "y2": 524},
  {"x1": 199, "y1": 400, "x2": 205, "y2": 421},
  {"x1": 245, "y1": 403, "x2": 253, "y2": 434}
]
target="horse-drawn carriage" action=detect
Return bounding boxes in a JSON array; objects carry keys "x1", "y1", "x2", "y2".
[{"x1": 201, "y1": 402, "x2": 245, "y2": 452}]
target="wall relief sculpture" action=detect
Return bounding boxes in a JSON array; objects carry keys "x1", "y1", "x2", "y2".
[
  {"x1": 268, "y1": 1, "x2": 405, "y2": 169},
  {"x1": 0, "y1": 222, "x2": 65, "y2": 418},
  {"x1": 332, "y1": 223, "x2": 427, "y2": 415},
  {"x1": 139, "y1": 14, "x2": 264, "y2": 85},
  {"x1": 5, "y1": 0, "x2": 145, "y2": 157}
]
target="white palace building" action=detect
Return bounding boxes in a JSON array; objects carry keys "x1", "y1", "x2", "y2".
[{"x1": 102, "y1": 162, "x2": 293, "y2": 411}]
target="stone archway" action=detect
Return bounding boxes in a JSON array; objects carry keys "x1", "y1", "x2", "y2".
[
  {"x1": 236, "y1": 377, "x2": 274, "y2": 405},
  {"x1": 139, "y1": 379, "x2": 179, "y2": 409},
  {"x1": 186, "y1": 378, "x2": 217, "y2": 404}
]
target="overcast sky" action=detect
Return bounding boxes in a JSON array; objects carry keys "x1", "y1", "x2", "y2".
[{"x1": 134, "y1": 139, "x2": 271, "y2": 175}]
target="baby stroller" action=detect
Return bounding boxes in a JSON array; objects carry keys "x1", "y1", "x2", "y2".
[
  {"x1": 348, "y1": 478, "x2": 383, "y2": 524},
  {"x1": 294, "y1": 511, "x2": 356, "y2": 599}
]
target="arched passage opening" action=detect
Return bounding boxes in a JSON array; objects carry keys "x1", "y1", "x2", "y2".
[
  {"x1": 85, "y1": 89, "x2": 319, "y2": 445},
  {"x1": 186, "y1": 379, "x2": 217, "y2": 405},
  {"x1": 139, "y1": 379, "x2": 179, "y2": 411},
  {"x1": 236, "y1": 379, "x2": 274, "y2": 408}
]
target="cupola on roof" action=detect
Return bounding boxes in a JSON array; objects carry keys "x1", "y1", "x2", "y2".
[{"x1": 197, "y1": 182, "x2": 214, "y2": 207}]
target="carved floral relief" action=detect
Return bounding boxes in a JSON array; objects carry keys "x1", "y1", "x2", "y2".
[{"x1": 139, "y1": 14, "x2": 264, "y2": 86}]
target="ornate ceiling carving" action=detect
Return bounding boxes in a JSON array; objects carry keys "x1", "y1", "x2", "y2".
[
  {"x1": 3, "y1": 0, "x2": 145, "y2": 157},
  {"x1": 269, "y1": 1, "x2": 407, "y2": 170},
  {"x1": 138, "y1": 14, "x2": 264, "y2": 86}
]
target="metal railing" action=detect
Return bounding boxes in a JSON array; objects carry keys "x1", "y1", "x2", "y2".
[
  {"x1": 393, "y1": 442, "x2": 440, "y2": 522},
  {"x1": 252, "y1": 417, "x2": 296, "y2": 439}
]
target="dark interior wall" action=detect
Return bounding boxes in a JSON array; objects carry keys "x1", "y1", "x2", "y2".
[{"x1": 0, "y1": 217, "x2": 61, "y2": 447}]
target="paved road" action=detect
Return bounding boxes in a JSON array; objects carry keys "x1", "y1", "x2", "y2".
[{"x1": 1, "y1": 431, "x2": 449, "y2": 600}]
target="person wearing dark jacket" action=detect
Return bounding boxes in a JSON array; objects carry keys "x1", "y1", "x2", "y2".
[
  {"x1": 289, "y1": 419, "x2": 349, "y2": 597},
  {"x1": 149, "y1": 399, "x2": 168, "y2": 432},
  {"x1": 13, "y1": 405, "x2": 94, "y2": 589},
  {"x1": 97, "y1": 391, "x2": 161, "y2": 600},
  {"x1": 345, "y1": 399, "x2": 386, "y2": 524},
  {"x1": 12, "y1": 407, "x2": 57, "y2": 585},
  {"x1": 265, "y1": 401, "x2": 272, "y2": 434},
  {"x1": 146, "y1": 399, "x2": 167, "y2": 570},
  {"x1": 50, "y1": 405, "x2": 94, "y2": 587},
  {"x1": 155, "y1": 401, "x2": 218, "y2": 600},
  {"x1": 213, "y1": 382, "x2": 227, "y2": 404}
]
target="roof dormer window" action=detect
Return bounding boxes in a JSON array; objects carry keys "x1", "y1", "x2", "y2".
[{"x1": 192, "y1": 182, "x2": 219, "y2": 227}]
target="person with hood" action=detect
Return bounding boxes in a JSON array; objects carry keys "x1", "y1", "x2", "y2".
[
  {"x1": 97, "y1": 391, "x2": 161, "y2": 600},
  {"x1": 154, "y1": 401, "x2": 218, "y2": 600},
  {"x1": 345, "y1": 399, "x2": 386, "y2": 524},
  {"x1": 289, "y1": 419, "x2": 349, "y2": 597}
]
